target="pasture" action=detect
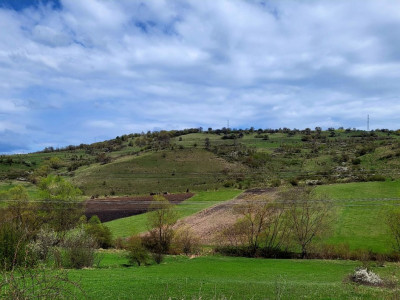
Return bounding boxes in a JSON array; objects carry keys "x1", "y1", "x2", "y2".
[
  {"x1": 316, "y1": 180, "x2": 400, "y2": 253},
  {"x1": 68, "y1": 252, "x2": 399, "y2": 299}
]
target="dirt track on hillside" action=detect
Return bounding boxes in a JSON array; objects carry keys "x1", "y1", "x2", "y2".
[{"x1": 174, "y1": 188, "x2": 277, "y2": 245}]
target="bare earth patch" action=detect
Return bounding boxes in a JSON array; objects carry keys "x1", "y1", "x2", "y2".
[{"x1": 174, "y1": 188, "x2": 277, "y2": 245}]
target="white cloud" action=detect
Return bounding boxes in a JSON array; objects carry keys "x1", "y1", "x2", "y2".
[{"x1": 1, "y1": 0, "x2": 400, "y2": 152}]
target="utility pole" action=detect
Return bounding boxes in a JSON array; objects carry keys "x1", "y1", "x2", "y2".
[{"x1": 227, "y1": 119, "x2": 229, "y2": 130}]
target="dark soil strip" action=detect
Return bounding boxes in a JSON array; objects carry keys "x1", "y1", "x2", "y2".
[{"x1": 84, "y1": 193, "x2": 194, "y2": 222}]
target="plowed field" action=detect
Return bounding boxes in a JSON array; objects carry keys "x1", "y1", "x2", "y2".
[{"x1": 85, "y1": 193, "x2": 194, "y2": 222}]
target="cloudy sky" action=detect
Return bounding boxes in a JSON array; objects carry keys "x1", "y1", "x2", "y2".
[{"x1": 1, "y1": 0, "x2": 400, "y2": 153}]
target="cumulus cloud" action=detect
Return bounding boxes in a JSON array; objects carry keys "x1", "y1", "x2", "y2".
[{"x1": 0, "y1": 0, "x2": 399, "y2": 153}]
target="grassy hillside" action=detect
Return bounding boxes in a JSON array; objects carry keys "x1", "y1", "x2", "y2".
[
  {"x1": 72, "y1": 148, "x2": 245, "y2": 196},
  {"x1": 3, "y1": 128, "x2": 400, "y2": 196},
  {"x1": 69, "y1": 253, "x2": 398, "y2": 299},
  {"x1": 0, "y1": 180, "x2": 39, "y2": 208},
  {"x1": 106, "y1": 189, "x2": 242, "y2": 238},
  {"x1": 316, "y1": 180, "x2": 400, "y2": 253}
]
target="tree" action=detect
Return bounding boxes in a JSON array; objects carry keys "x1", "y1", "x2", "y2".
[
  {"x1": 48, "y1": 157, "x2": 63, "y2": 169},
  {"x1": 37, "y1": 176, "x2": 83, "y2": 233},
  {"x1": 126, "y1": 236, "x2": 149, "y2": 266},
  {"x1": 279, "y1": 187, "x2": 333, "y2": 258},
  {"x1": 84, "y1": 216, "x2": 113, "y2": 249},
  {"x1": 228, "y1": 194, "x2": 291, "y2": 256},
  {"x1": 146, "y1": 195, "x2": 177, "y2": 256}
]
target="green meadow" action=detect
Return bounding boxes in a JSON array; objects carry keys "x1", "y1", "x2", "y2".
[
  {"x1": 68, "y1": 253, "x2": 399, "y2": 299},
  {"x1": 316, "y1": 180, "x2": 400, "y2": 253},
  {"x1": 106, "y1": 189, "x2": 242, "y2": 238}
]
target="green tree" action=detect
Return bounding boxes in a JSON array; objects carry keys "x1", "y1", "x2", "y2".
[
  {"x1": 126, "y1": 236, "x2": 149, "y2": 266},
  {"x1": 6, "y1": 186, "x2": 36, "y2": 232},
  {"x1": 38, "y1": 176, "x2": 83, "y2": 233},
  {"x1": 84, "y1": 216, "x2": 113, "y2": 248},
  {"x1": 146, "y1": 195, "x2": 177, "y2": 256}
]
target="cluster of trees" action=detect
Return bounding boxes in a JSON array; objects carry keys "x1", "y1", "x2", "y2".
[
  {"x1": 218, "y1": 187, "x2": 333, "y2": 259},
  {"x1": 0, "y1": 176, "x2": 112, "y2": 273}
]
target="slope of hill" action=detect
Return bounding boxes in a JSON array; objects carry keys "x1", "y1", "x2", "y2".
[
  {"x1": 72, "y1": 148, "x2": 246, "y2": 196},
  {"x1": 2, "y1": 128, "x2": 400, "y2": 197}
]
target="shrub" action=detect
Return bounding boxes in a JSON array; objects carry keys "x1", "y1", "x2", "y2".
[
  {"x1": 367, "y1": 175, "x2": 386, "y2": 182},
  {"x1": 28, "y1": 227, "x2": 58, "y2": 261},
  {"x1": 114, "y1": 237, "x2": 127, "y2": 250},
  {"x1": 171, "y1": 227, "x2": 200, "y2": 255},
  {"x1": 152, "y1": 252, "x2": 164, "y2": 264},
  {"x1": 126, "y1": 236, "x2": 150, "y2": 266},
  {"x1": 0, "y1": 223, "x2": 31, "y2": 270},
  {"x1": 85, "y1": 216, "x2": 113, "y2": 249},
  {"x1": 60, "y1": 228, "x2": 97, "y2": 269},
  {"x1": 0, "y1": 258, "x2": 84, "y2": 299},
  {"x1": 214, "y1": 245, "x2": 293, "y2": 259}
]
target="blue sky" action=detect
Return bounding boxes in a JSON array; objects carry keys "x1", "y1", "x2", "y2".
[{"x1": 1, "y1": 0, "x2": 400, "y2": 153}]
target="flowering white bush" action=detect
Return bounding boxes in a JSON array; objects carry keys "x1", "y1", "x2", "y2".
[{"x1": 351, "y1": 268, "x2": 383, "y2": 285}]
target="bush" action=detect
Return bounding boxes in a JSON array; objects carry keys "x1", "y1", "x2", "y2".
[
  {"x1": 126, "y1": 236, "x2": 150, "y2": 266},
  {"x1": 114, "y1": 237, "x2": 127, "y2": 250},
  {"x1": 367, "y1": 175, "x2": 386, "y2": 182},
  {"x1": 0, "y1": 260, "x2": 84, "y2": 299},
  {"x1": 171, "y1": 227, "x2": 200, "y2": 255},
  {"x1": 28, "y1": 227, "x2": 58, "y2": 262},
  {"x1": 60, "y1": 228, "x2": 97, "y2": 269},
  {"x1": 0, "y1": 223, "x2": 31, "y2": 270},
  {"x1": 314, "y1": 243, "x2": 351, "y2": 260},
  {"x1": 85, "y1": 216, "x2": 113, "y2": 249},
  {"x1": 214, "y1": 245, "x2": 294, "y2": 259}
]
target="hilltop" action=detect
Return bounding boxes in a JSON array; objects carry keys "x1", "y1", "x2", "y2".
[{"x1": 1, "y1": 127, "x2": 400, "y2": 196}]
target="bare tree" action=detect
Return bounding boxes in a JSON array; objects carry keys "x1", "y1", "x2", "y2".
[
  {"x1": 226, "y1": 193, "x2": 292, "y2": 256},
  {"x1": 279, "y1": 187, "x2": 333, "y2": 258}
]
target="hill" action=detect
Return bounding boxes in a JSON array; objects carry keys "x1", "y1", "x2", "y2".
[{"x1": 1, "y1": 127, "x2": 400, "y2": 197}]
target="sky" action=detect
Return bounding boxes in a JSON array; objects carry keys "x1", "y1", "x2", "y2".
[{"x1": 1, "y1": 0, "x2": 400, "y2": 154}]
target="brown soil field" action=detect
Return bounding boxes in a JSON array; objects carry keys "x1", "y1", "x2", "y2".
[
  {"x1": 174, "y1": 188, "x2": 276, "y2": 245},
  {"x1": 85, "y1": 193, "x2": 194, "y2": 222}
]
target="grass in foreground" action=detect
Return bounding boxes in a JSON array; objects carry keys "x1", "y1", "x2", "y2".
[
  {"x1": 316, "y1": 180, "x2": 400, "y2": 253},
  {"x1": 68, "y1": 253, "x2": 399, "y2": 299},
  {"x1": 106, "y1": 189, "x2": 242, "y2": 238}
]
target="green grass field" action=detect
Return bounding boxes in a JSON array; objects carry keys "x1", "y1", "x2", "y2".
[
  {"x1": 106, "y1": 189, "x2": 242, "y2": 238},
  {"x1": 316, "y1": 180, "x2": 400, "y2": 253},
  {"x1": 67, "y1": 252, "x2": 399, "y2": 299}
]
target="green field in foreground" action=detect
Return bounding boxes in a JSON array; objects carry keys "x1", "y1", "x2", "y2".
[
  {"x1": 106, "y1": 189, "x2": 242, "y2": 238},
  {"x1": 68, "y1": 252, "x2": 398, "y2": 299},
  {"x1": 316, "y1": 180, "x2": 400, "y2": 253}
]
